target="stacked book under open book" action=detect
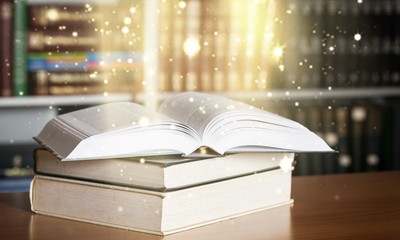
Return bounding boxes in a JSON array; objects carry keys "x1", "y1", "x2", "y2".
[{"x1": 30, "y1": 92, "x2": 332, "y2": 235}]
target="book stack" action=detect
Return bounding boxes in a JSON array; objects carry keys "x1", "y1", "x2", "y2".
[{"x1": 30, "y1": 92, "x2": 332, "y2": 235}]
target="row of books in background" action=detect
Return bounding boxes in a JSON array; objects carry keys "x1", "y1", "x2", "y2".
[
  {"x1": 156, "y1": 0, "x2": 280, "y2": 92},
  {"x1": 2, "y1": 0, "x2": 400, "y2": 97},
  {"x1": 157, "y1": 0, "x2": 400, "y2": 92},
  {"x1": 0, "y1": 0, "x2": 144, "y2": 97},
  {"x1": 282, "y1": 0, "x2": 400, "y2": 90},
  {"x1": 266, "y1": 100, "x2": 399, "y2": 176}
]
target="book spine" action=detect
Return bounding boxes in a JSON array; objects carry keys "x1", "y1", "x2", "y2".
[
  {"x1": 336, "y1": 106, "x2": 352, "y2": 173},
  {"x1": 256, "y1": 0, "x2": 276, "y2": 91},
  {"x1": 308, "y1": 106, "x2": 324, "y2": 175},
  {"x1": 13, "y1": 0, "x2": 28, "y2": 96},
  {"x1": 212, "y1": 0, "x2": 228, "y2": 92},
  {"x1": 365, "y1": 105, "x2": 383, "y2": 172},
  {"x1": 322, "y1": 106, "x2": 338, "y2": 174},
  {"x1": 28, "y1": 4, "x2": 104, "y2": 28},
  {"x1": 242, "y1": 1, "x2": 256, "y2": 91},
  {"x1": 29, "y1": 70, "x2": 136, "y2": 96},
  {"x1": 198, "y1": 0, "x2": 215, "y2": 92},
  {"x1": 184, "y1": 0, "x2": 201, "y2": 91},
  {"x1": 225, "y1": 0, "x2": 240, "y2": 91},
  {"x1": 0, "y1": 0, "x2": 13, "y2": 97},
  {"x1": 28, "y1": 30, "x2": 99, "y2": 52},
  {"x1": 170, "y1": 0, "x2": 185, "y2": 92},
  {"x1": 157, "y1": 0, "x2": 173, "y2": 93},
  {"x1": 292, "y1": 107, "x2": 311, "y2": 176},
  {"x1": 350, "y1": 105, "x2": 367, "y2": 172}
]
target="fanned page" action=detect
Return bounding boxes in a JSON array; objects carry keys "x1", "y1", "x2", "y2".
[
  {"x1": 37, "y1": 102, "x2": 201, "y2": 160},
  {"x1": 159, "y1": 92, "x2": 333, "y2": 154},
  {"x1": 36, "y1": 92, "x2": 333, "y2": 161}
]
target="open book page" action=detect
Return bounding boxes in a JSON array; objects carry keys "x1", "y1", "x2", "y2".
[
  {"x1": 158, "y1": 92, "x2": 254, "y2": 135},
  {"x1": 40, "y1": 102, "x2": 201, "y2": 160},
  {"x1": 57, "y1": 102, "x2": 176, "y2": 136},
  {"x1": 159, "y1": 92, "x2": 332, "y2": 154},
  {"x1": 158, "y1": 92, "x2": 302, "y2": 136}
]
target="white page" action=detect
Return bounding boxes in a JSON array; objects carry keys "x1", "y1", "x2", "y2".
[
  {"x1": 158, "y1": 92, "x2": 256, "y2": 136},
  {"x1": 58, "y1": 102, "x2": 179, "y2": 136},
  {"x1": 159, "y1": 92, "x2": 303, "y2": 137}
]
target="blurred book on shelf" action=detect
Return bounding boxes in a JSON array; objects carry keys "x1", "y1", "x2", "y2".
[{"x1": 0, "y1": 0, "x2": 13, "y2": 97}]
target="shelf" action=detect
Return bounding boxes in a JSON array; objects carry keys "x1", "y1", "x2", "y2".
[
  {"x1": 134, "y1": 87, "x2": 400, "y2": 103},
  {"x1": 223, "y1": 87, "x2": 400, "y2": 101},
  {"x1": 1, "y1": 88, "x2": 399, "y2": 108},
  {"x1": 0, "y1": 94, "x2": 133, "y2": 108}
]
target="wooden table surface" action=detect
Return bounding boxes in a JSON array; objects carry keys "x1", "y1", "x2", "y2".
[{"x1": 1, "y1": 171, "x2": 399, "y2": 240}]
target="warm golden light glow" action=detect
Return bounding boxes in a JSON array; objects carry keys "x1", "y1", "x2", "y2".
[
  {"x1": 130, "y1": 7, "x2": 137, "y2": 14},
  {"x1": 273, "y1": 46, "x2": 284, "y2": 59},
  {"x1": 46, "y1": 8, "x2": 59, "y2": 21},
  {"x1": 178, "y1": 1, "x2": 187, "y2": 9},
  {"x1": 123, "y1": 17, "x2": 132, "y2": 25},
  {"x1": 121, "y1": 26, "x2": 130, "y2": 34},
  {"x1": 183, "y1": 37, "x2": 201, "y2": 57}
]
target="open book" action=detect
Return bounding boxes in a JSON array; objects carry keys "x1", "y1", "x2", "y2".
[{"x1": 35, "y1": 92, "x2": 333, "y2": 160}]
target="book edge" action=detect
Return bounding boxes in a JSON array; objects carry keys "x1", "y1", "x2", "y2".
[{"x1": 31, "y1": 197, "x2": 293, "y2": 236}]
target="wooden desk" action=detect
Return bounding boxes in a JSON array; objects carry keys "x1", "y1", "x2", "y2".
[{"x1": 1, "y1": 171, "x2": 399, "y2": 239}]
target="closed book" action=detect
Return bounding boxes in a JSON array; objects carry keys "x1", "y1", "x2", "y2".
[
  {"x1": 0, "y1": 0, "x2": 13, "y2": 96},
  {"x1": 28, "y1": 70, "x2": 136, "y2": 96},
  {"x1": 365, "y1": 105, "x2": 383, "y2": 172},
  {"x1": 170, "y1": 0, "x2": 186, "y2": 92},
  {"x1": 34, "y1": 148, "x2": 293, "y2": 191},
  {"x1": 157, "y1": 0, "x2": 173, "y2": 92},
  {"x1": 307, "y1": 106, "x2": 324, "y2": 175},
  {"x1": 336, "y1": 106, "x2": 352, "y2": 173},
  {"x1": 322, "y1": 107, "x2": 339, "y2": 174},
  {"x1": 30, "y1": 167, "x2": 293, "y2": 235},
  {"x1": 13, "y1": 0, "x2": 28, "y2": 96},
  {"x1": 184, "y1": 0, "x2": 201, "y2": 91},
  {"x1": 28, "y1": 30, "x2": 99, "y2": 52},
  {"x1": 350, "y1": 105, "x2": 367, "y2": 172},
  {"x1": 28, "y1": 4, "x2": 104, "y2": 28}
]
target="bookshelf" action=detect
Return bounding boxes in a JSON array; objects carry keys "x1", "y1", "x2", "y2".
[
  {"x1": 1, "y1": 0, "x2": 400, "y2": 191},
  {"x1": 0, "y1": 93, "x2": 132, "y2": 107},
  {"x1": 134, "y1": 87, "x2": 400, "y2": 103}
]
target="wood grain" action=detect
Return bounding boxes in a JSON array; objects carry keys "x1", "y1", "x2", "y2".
[{"x1": 1, "y1": 171, "x2": 399, "y2": 239}]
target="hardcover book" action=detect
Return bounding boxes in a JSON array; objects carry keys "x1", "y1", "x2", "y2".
[
  {"x1": 34, "y1": 148, "x2": 293, "y2": 191},
  {"x1": 30, "y1": 166, "x2": 293, "y2": 235}
]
